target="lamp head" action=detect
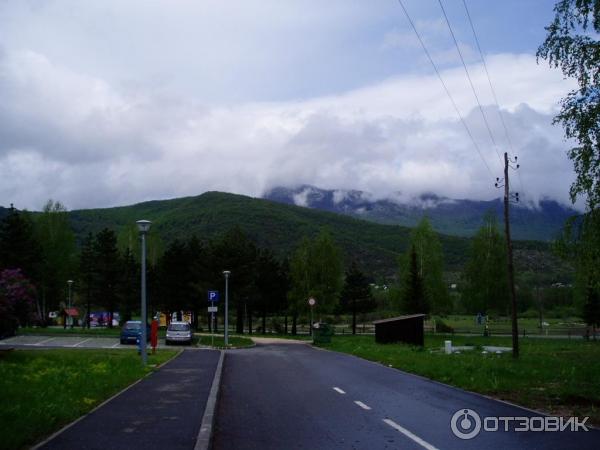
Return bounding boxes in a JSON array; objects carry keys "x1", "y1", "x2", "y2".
[
  {"x1": 223, "y1": 270, "x2": 231, "y2": 278},
  {"x1": 67, "y1": 279, "x2": 73, "y2": 286},
  {"x1": 136, "y1": 219, "x2": 152, "y2": 233}
]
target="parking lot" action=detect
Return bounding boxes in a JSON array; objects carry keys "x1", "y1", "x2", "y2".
[{"x1": 0, "y1": 335, "x2": 175, "y2": 349}]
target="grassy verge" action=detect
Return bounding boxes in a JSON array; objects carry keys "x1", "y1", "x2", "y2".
[
  {"x1": 0, "y1": 348, "x2": 178, "y2": 450},
  {"x1": 197, "y1": 335, "x2": 254, "y2": 348},
  {"x1": 318, "y1": 334, "x2": 600, "y2": 425}
]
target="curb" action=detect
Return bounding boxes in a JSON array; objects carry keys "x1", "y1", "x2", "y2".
[
  {"x1": 195, "y1": 350, "x2": 225, "y2": 450},
  {"x1": 31, "y1": 350, "x2": 183, "y2": 449}
]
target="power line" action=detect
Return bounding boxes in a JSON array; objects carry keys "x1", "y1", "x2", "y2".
[
  {"x1": 396, "y1": 0, "x2": 494, "y2": 178},
  {"x1": 460, "y1": 0, "x2": 527, "y2": 200},
  {"x1": 437, "y1": 0, "x2": 503, "y2": 167},
  {"x1": 461, "y1": 0, "x2": 515, "y2": 155}
]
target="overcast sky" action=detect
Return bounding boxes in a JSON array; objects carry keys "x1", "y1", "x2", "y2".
[{"x1": 0, "y1": 0, "x2": 580, "y2": 211}]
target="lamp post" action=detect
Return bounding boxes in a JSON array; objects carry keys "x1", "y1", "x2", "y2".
[
  {"x1": 67, "y1": 280, "x2": 73, "y2": 328},
  {"x1": 223, "y1": 270, "x2": 230, "y2": 346},
  {"x1": 136, "y1": 220, "x2": 151, "y2": 365}
]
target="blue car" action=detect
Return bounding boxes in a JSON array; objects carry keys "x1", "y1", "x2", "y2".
[{"x1": 120, "y1": 321, "x2": 151, "y2": 345}]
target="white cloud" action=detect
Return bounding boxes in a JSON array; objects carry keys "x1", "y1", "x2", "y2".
[{"x1": 0, "y1": 44, "x2": 579, "y2": 211}]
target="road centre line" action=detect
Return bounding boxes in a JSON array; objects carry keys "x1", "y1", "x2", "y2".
[
  {"x1": 333, "y1": 387, "x2": 346, "y2": 394},
  {"x1": 34, "y1": 337, "x2": 56, "y2": 346},
  {"x1": 354, "y1": 401, "x2": 371, "y2": 410},
  {"x1": 383, "y1": 419, "x2": 439, "y2": 450}
]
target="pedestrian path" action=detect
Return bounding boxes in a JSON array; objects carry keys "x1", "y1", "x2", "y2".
[{"x1": 37, "y1": 350, "x2": 221, "y2": 450}]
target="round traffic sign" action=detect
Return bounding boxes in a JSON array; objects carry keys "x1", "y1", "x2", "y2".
[{"x1": 308, "y1": 297, "x2": 316, "y2": 306}]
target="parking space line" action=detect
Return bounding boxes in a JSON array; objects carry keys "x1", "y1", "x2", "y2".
[
  {"x1": 73, "y1": 338, "x2": 92, "y2": 347},
  {"x1": 333, "y1": 387, "x2": 346, "y2": 394},
  {"x1": 383, "y1": 419, "x2": 439, "y2": 450},
  {"x1": 111, "y1": 342, "x2": 121, "y2": 348},
  {"x1": 35, "y1": 337, "x2": 56, "y2": 346},
  {"x1": 354, "y1": 401, "x2": 371, "y2": 410}
]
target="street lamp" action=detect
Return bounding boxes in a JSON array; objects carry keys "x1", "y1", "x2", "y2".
[
  {"x1": 136, "y1": 220, "x2": 151, "y2": 365},
  {"x1": 67, "y1": 280, "x2": 74, "y2": 328},
  {"x1": 223, "y1": 270, "x2": 231, "y2": 346}
]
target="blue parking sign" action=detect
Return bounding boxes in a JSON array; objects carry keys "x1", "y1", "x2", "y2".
[{"x1": 208, "y1": 291, "x2": 219, "y2": 302}]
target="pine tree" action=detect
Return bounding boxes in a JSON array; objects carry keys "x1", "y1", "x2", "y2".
[
  {"x1": 582, "y1": 285, "x2": 600, "y2": 340},
  {"x1": 93, "y1": 229, "x2": 121, "y2": 327},
  {"x1": 79, "y1": 232, "x2": 96, "y2": 328},
  {"x1": 0, "y1": 205, "x2": 43, "y2": 284},
  {"x1": 401, "y1": 246, "x2": 427, "y2": 314},
  {"x1": 340, "y1": 261, "x2": 376, "y2": 334},
  {"x1": 400, "y1": 218, "x2": 449, "y2": 314}
]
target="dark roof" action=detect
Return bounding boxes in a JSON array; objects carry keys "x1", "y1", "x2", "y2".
[{"x1": 372, "y1": 314, "x2": 425, "y2": 325}]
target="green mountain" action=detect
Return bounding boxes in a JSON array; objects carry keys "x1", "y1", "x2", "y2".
[
  {"x1": 64, "y1": 191, "x2": 566, "y2": 279},
  {"x1": 66, "y1": 191, "x2": 446, "y2": 277},
  {"x1": 1, "y1": 191, "x2": 569, "y2": 279}
]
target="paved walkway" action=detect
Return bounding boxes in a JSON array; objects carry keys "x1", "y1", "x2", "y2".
[{"x1": 38, "y1": 349, "x2": 221, "y2": 450}]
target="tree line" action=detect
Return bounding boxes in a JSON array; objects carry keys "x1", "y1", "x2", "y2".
[{"x1": 0, "y1": 196, "x2": 596, "y2": 337}]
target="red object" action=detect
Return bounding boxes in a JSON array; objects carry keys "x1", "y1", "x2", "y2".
[
  {"x1": 64, "y1": 308, "x2": 79, "y2": 317},
  {"x1": 151, "y1": 320, "x2": 159, "y2": 352}
]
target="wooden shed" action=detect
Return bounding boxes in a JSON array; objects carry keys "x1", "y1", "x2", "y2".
[{"x1": 373, "y1": 314, "x2": 425, "y2": 346}]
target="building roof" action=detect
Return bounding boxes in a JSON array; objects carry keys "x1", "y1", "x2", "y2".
[{"x1": 372, "y1": 314, "x2": 426, "y2": 325}]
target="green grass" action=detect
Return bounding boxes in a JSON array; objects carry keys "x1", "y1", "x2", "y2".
[
  {"x1": 197, "y1": 335, "x2": 254, "y2": 348},
  {"x1": 0, "y1": 348, "x2": 178, "y2": 450},
  {"x1": 318, "y1": 334, "x2": 600, "y2": 424},
  {"x1": 430, "y1": 315, "x2": 585, "y2": 335}
]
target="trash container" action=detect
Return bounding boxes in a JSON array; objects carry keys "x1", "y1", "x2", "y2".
[{"x1": 312, "y1": 323, "x2": 333, "y2": 344}]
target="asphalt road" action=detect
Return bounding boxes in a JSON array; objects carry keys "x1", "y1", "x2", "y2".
[
  {"x1": 213, "y1": 342, "x2": 598, "y2": 450},
  {"x1": 38, "y1": 349, "x2": 220, "y2": 450}
]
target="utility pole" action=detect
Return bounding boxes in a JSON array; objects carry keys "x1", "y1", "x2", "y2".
[{"x1": 496, "y1": 152, "x2": 519, "y2": 358}]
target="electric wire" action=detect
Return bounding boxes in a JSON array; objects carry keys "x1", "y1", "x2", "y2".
[
  {"x1": 461, "y1": 0, "x2": 526, "y2": 200},
  {"x1": 437, "y1": 0, "x2": 503, "y2": 167},
  {"x1": 396, "y1": 0, "x2": 494, "y2": 178}
]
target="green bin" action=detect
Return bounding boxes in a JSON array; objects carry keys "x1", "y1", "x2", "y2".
[{"x1": 312, "y1": 323, "x2": 333, "y2": 344}]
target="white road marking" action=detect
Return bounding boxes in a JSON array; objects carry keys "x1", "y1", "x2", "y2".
[
  {"x1": 383, "y1": 419, "x2": 439, "y2": 450},
  {"x1": 333, "y1": 387, "x2": 346, "y2": 394},
  {"x1": 73, "y1": 338, "x2": 92, "y2": 347},
  {"x1": 111, "y1": 342, "x2": 121, "y2": 348},
  {"x1": 354, "y1": 401, "x2": 371, "y2": 410},
  {"x1": 34, "y1": 337, "x2": 56, "y2": 346}
]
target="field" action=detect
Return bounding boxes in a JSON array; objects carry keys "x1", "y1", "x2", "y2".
[
  {"x1": 0, "y1": 348, "x2": 178, "y2": 449},
  {"x1": 318, "y1": 334, "x2": 600, "y2": 425}
]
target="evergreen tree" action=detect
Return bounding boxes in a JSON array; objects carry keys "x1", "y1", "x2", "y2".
[
  {"x1": 209, "y1": 227, "x2": 257, "y2": 334},
  {"x1": 400, "y1": 218, "x2": 450, "y2": 314},
  {"x1": 340, "y1": 261, "x2": 376, "y2": 334},
  {"x1": 93, "y1": 228, "x2": 121, "y2": 327},
  {"x1": 462, "y1": 213, "x2": 509, "y2": 314},
  {"x1": 401, "y1": 246, "x2": 427, "y2": 314},
  {"x1": 35, "y1": 200, "x2": 77, "y2": 316},
  {"x1": 120, "y1": 247, "x2": 140, "y2": 323},
  {"x1": 0, "y1": 205, "x2": 43, "y2": 284},
  {"x1": 79, "y1": 232, "x2": 96, "y2": 328},
  {"x1": 582, "y1": 285, "x2": 600, "y2": 339}
]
